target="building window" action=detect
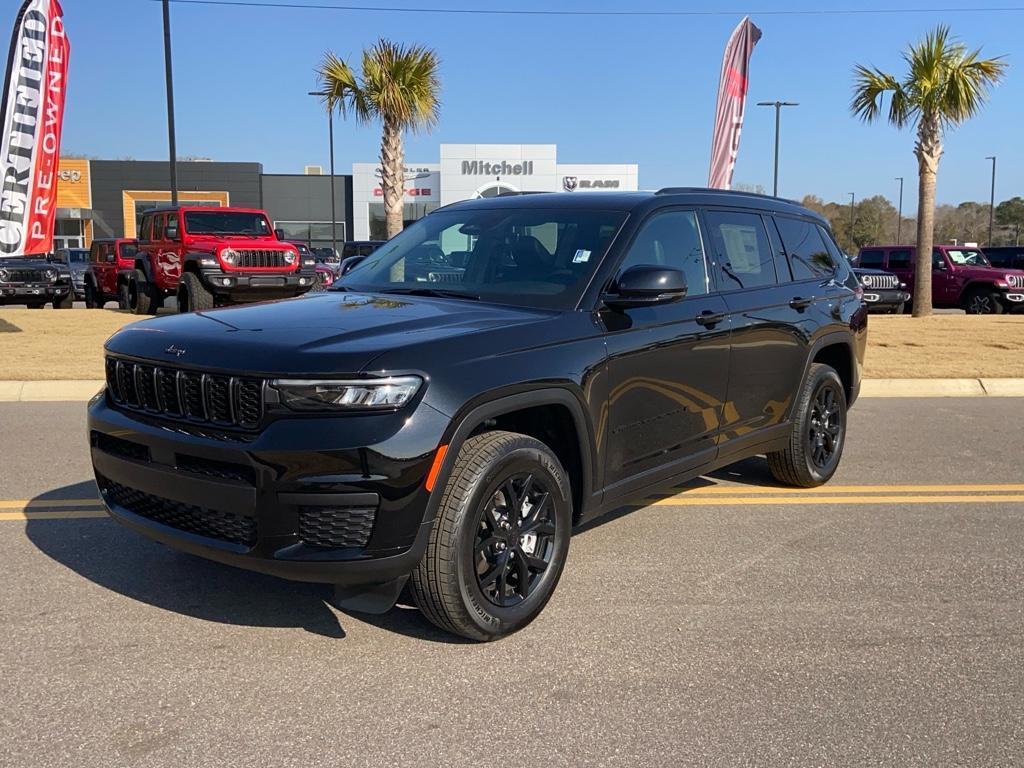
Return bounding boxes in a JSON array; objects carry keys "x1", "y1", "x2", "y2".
[
  {"x1": 274, "y1": 221, "x2": 347, "y2": 252},
  {"x1": 368, "y1": 203, "x2": 439, "y2": 241},
  {"x1": 133, "y1": 198, "x2": 221, "y2": 234}
]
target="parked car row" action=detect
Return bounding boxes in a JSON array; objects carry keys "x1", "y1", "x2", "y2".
[{"x1": 853, "y1": 244, "x2": 1024, "y2": 314}]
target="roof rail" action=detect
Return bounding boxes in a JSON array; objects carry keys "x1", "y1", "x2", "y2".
[{"x1": 655, "y1": 186, "x2": 797, "y2": 204}]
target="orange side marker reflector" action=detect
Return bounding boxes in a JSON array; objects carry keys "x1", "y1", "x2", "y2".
[{"x1": 425, "y1": 444, "x2": 449, "y2": 492}]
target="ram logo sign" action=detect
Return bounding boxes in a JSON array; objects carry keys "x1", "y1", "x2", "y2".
[{"x1": 563, "y1": 177, "x2": 621, "y2": 192}]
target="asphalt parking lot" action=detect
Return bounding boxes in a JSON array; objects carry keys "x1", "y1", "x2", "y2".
[{"x1": 2, "y1": 397, "x2": 1022, "y2": 767}]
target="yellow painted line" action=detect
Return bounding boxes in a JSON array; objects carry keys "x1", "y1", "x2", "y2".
[
  {"x1": 650, "y1": 494, "x2": 1024, "y2": 507},
  {"x1": 655, "y1": 484, "x2": 1024, "y2": 497},
  {"x1": 0, "y1": 498, "x2": 101, "y2": 509},
  {"x1": 0, "y1": 509, "x2": 108, "y2": 521}
]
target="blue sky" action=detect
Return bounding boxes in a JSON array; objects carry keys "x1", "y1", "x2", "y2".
[{"x1": 52, "y1": 0, "x2": 1022, "y2": 210}]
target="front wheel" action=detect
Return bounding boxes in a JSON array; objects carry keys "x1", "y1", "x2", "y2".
[
  {"x1": 963, "y1": 288, "x2": 1005, "y2": 315},
  {"x1": 177, "y1": 272, "x2": 214, "y2": 313},
  {"x1": 767, "y1": 363, "x2": 848, "y2": 488},
  {"x1": 53, "y1": 291, "x2": 74, "y2": 309},
  {"x1": 129, "y1": 270, "x2": 158, "y2": 315},
  {"x1": 84, "y1": 281, "x2": 102, "y2": 309},
  {"x1": 410, "y1": 431, "x2": 572, "y2": 641}
]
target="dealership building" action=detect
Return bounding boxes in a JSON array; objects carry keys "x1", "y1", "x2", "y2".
[{"x1": 53, "y1": 143, "x2": 638, "y2": 251}]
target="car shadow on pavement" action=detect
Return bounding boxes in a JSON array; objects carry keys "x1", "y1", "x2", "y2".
[{"x1": 24, "y1": 481, "x2": 463, "y2": 643}]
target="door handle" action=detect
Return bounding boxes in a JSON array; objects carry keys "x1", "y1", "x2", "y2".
[
  {"x1": 695, "y1": 310, "x2": 726, "y2": 327},
  {"x1": 789, "y1": 296, "x2": 814, "y2": 310}
]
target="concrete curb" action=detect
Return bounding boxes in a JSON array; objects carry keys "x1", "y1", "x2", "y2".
[{"x1": 1, "y1": 378, "x2": 1024, "y2": 403}]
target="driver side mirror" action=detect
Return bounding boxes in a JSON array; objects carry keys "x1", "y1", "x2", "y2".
[
  {"x1": 165, "y1": 226, "x2": 179, "y2": 240},
  {"x1": 603, "y1": 265, "x2": 687, "y2": 310},
  {"x1": 933, "y1": 259, "x2": 947, "y2": 271},
  {"x1": 274, "y1": 228, "x2": 285, "y2": 241}
]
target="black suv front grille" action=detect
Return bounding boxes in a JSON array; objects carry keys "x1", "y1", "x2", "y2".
[
  {"x1": 1, "y1": 268, "x2": 52, "y2": 283},
  {"x1": 298, "y1": 504, "x2": 377, "y2": 549},
  {"x1": 100, "y1": 477, "x2": 257, "y2": 547},
  {"x1": 106, "y1": 356, "x2": 264, "y2": 430},
  {"x1": 235, "y1": 249, "x2": 290, "y2": 269}
]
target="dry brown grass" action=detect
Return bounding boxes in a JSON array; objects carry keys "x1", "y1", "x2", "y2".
[
  {"x1": 2, "y1": 306, "x2": 1024, "y2": 381},
  {"x1": 864, "y1": 314, "x2": 1024, "y2": 379},
  {"x1": 0, "y1": 308, "x2": 143, "y2": 380}
]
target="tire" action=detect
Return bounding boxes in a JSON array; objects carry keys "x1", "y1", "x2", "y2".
[
  {"x1": 117, "y1": 280, "x2": 130, "y2": 310},
  {"x1": 767, "y1": 363, "x2": 848, "y2": 488},
  {"x1": 84, "y1": 280, "x2": 101, "y2": 309},
  {"x1": 177, "y1": 272, "x2": 214, "y2": 314},
  {"x1": 26, "y1": 302, "x2": 44, "y2": 309},
  {"x1": 410, "y1": 430, "x2": 572, "y2": 641},
  {"x1": 53, "y1": 290, "x2": 74, "y2": 309},
  {"x1": 129, "y1": 269, "x2": 158, "y2": 315},
  {"x1": 963, "y1": 288, "x2": 1005, "y2": 315}
]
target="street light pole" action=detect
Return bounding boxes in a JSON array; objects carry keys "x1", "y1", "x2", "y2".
[
  {"x1": 310, "y1": 90, "x2": 338, "y2": 258},
  {"x1": 756, "y1": 101, "x2": 798, "y2": 197},
  {"x1": 162, "y1": 0, "x2": 178, "y2": 206},
  {"x1": 895, "y1": 176, "x2": 904, "y2": 245},
  {"x1": 986, "y1": 156, "x2": 996, "y2": 246}
]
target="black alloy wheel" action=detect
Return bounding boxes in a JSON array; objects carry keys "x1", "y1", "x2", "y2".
[
  {"x1": 807, "y1": 382, "x2": 844, "y2": 470},
  {"x1": 473, "y1": 472, "x2": 557, "y2": 608}
]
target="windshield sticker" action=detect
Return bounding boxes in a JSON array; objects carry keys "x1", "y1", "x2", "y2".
[{"x1": 573, "y1": 249, "x2": 591, "y2": 264}]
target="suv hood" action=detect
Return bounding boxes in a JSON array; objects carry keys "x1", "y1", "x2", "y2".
[{"x1": 104, "y1": 291, "x2": 555, "y2": 375}]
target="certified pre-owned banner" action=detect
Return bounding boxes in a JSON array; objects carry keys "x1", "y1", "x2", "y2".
[
  {"x1": 0, "y1": 0, "x2": 68, "y2": 257},
  {"x1": 707, "y1": 16, "x2": 761, "y2": 190}
]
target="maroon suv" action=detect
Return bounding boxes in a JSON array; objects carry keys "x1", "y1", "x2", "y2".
[{"x1": 856, "y1": 244, "x2": 1024, "y2": 314}]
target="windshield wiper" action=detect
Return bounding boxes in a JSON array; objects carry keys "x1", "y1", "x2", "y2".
[{"x1": 376, "y1": 287, "x2": 480, "y2": 301}]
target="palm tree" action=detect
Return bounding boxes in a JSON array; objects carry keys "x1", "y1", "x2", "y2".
[
  {"x1": 317, "y1": 40, "x2": 440, "y2": 239},
  {"x1": 851, "y1": 25, "x2": 1006, "y2": 316}
]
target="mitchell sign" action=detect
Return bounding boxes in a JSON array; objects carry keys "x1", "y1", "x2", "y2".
[{"x1": 461, "y1": 161, "x2": 534, "y2": 176}]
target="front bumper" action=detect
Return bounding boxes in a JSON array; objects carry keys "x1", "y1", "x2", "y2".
[
  {"x1": 0, "y1": 283, "x2": 70, "y2": 302},
  {"x1": 87, "y1": 392, "x2": 450, "y2": 585},
  {"x1": 862, "y1": 288, "x2": 910, "y2": 311},
  {"x1": 199, "y1": 268, "x2": 316, "y2": 298}
]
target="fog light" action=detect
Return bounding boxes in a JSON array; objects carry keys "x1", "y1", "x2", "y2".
[
  {"x1": 299, "y1": 277, "x2": 310, "y2": 285},
  {"x1": 221, "y1": 278, "x2": 232, "y2": 287}
]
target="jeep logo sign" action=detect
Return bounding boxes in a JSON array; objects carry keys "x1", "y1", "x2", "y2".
[
  {"x1": 461, "y1": 161, "x2": 534, "y2": 176},
  {"x1": 58, "y1": 169, "x2": 81, "y2": 183},
  {"x1": 562, "y1": 176, "x2": 620, "y2": 191}
]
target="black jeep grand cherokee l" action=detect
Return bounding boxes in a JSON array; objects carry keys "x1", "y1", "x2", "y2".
[{"x1": 88, "y1": 189, "x2": 867, "y2": 640}]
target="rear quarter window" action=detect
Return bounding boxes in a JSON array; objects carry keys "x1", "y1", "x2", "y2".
[
  {"x1": 858, "y1": 249, "x2": 885, "y2": 269},
  {"x1": 887, "y1": 249, "x2": 913, "y2": 269},
  {"x1": 774, "y1": 216, "x2": 836, "y2": 279}
]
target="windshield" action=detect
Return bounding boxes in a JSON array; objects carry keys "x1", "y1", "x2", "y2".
[
  {"x1": 339, "y1": 207, "x2": 627, "y2": 309},
  {"x1": 64, "y1": 249, "x2": 88, "y2": 264},
  {"x1": 944, "y1": 248, "x2": 990, "y2": 267},
  {"x1": 184, "y1": 211, "x2": 271, "y2": 236}
]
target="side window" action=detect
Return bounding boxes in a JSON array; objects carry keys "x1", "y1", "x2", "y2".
[
  {"x1": 887, "y1": 249, "x2": 912, "y2": 269},
  {"x1": 704, "y1": 210, "x2": 776, "y2": 290},
  {"x1": 774, "y1": 216, "x2": 836, "y2": 280},
  {"x1": 166, "y1": 213, "x2": 179, "y2": 239},
  {"x1": 138, "y1": 215, "x2": 151, "y2": 241},
  {"x1": 616, "y1": 209, "x2": 709, "y2": 297},
  {"x1": 89, "y1": 242, "x2": 101, "y2": 264},
  {"x1": 859, "y1": 249, "x2": 885, "y2": 268},
  {"x1": 150, "y1": 213, "x2": 165, "y2": 241},
  {"x1": 932, "y1": 249, "x2": 948, "y2": 269}
]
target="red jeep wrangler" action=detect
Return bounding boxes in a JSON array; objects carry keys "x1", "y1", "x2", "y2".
[
  {"x1": 83, "y1": 238, "x2": 139, "y2": 309},
  {"x1": 856, "y1": 244, "x2": 1024, "y2": 314},
  {"x1": 128, "y1": 206, "x2": 316, "y2": 314}
]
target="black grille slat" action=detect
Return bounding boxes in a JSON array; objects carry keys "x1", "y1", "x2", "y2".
[
  {"x1": 298, "y1": 506, "x2": 377, "y2": 549},
  {"x1": 235, "y1": 380, "x2": 263, "y2": 428},
  {"x1": 175, "y1": 454, "x2": 257, "y2": 485},
  {"x1": 117, "y1": 361, "x2": 139, "y2": 406},
  {"x1": 156, "y1": 369, "x2": 182, "y2": 415},
  {"x1": 135, "y1": 365, "x2": 159, "y2": 411},
  {"x1": 205, "y1": 375, "x2": 233, "y2": 424},
  {"x1": 181, "y1": 373, "x2": 206, "y2": 420},
  {"x1": 100, "y1": 477, "x2": 256, "y2": 547},
  {"x1": 93, "y1": 432, "x2": 151, "y2": 463},
  {"x1": 3, "y1": 268, "x2": 50, "y2": 282},
  {"x1": 105, "y1": 356, "x2": 264, "y2": 430}
]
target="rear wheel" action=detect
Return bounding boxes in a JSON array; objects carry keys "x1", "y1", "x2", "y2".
[
  {"x1": 26, "y1": 302, "x2": 44, "y2": 309},
  {"x1": 964, "y1": 288, "x2": 1005, "y2": 315},
  {"x1": 410, "y1": 431, "x2": 572, "y2": 641},
  {"x1": 177, "y1": 272, "x2": 214, "y2": 313},
  {"x1": 767, "y1": 363, "x2": 847, "y2": 488},
  {"x1": 129, "y1": 270, "x2": 160, "y2": 315}
]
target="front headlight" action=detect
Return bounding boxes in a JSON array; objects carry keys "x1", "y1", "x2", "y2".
[
  {"x1": 861, "y1": 275, "x2": 871, "y2": 286},
  {"x1": 221, "y1": 248, "x2": 239, "y2": 266},
  {"x1": 45, "y1": 268, "x2": 57, "y2": 281},
  {"x1": 0, "y1": 268, "x2": 9, "y2": 282},
  {"x1": 272, "y1": 376, "x2": 422, "y2": 411},
  {"x1": 283, "y1": 250, "x2": 297, "y2": 265}
]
